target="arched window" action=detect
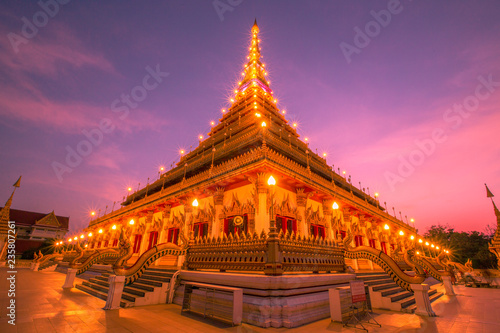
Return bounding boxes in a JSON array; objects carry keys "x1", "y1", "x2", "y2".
[
  {"x1": 148, "y1": 231, "x2": 158, "y2": 249},
  {"x1": 310, "y1": 224, "x2": 326, "y2": 239},
  {"x1": 276, "y1": 215, "x2": 297, "y2": 234},
  {"x1": 167, "y1": 228, "x2": 179, "y2": 245},
  {"x1": 193, "y1": 222, "x2": 209, "y2": 238},
  {"x1": 133, "y1": 235, "x2": 142, "y2": 253}
]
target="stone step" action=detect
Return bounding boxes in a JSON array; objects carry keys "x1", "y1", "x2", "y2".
[
  {"x1": 356, "y1": 274, "x2": 389, "y2": 281},
  {"x1": 362, "y1": 278, "x2": 394, "y2": 286},
  {"x1": 123, "y1": 286, "x2": 146, "y2": 297},
  {"x1": 372, "y1": 282, "x2": 399, "y2": 292},
  {"x1": 75, "y1": 284, "x2": 133, "y2": 308},
  {"x1": 381, "y1": 286, "x2": 404, "y2": 297},
  {"x1": 130, "y1": 282, "x2": 155, "y2": 292},
  {"x1": 402, "y1": 291, "x2": 444, "y2": 313},
  {"x1": 140, "y1": 274, "x2": 170, "y2": 282},
  {"x1": 81, "y1": 281, "x2": 138, "y2": 302},
  {"x1": 146, "y1": 267, "x2": 178, "y2": 273},
  {"x1": 390, "y1": 290, "x2": 413, "y2": 302},
  {"x1": 142, "y1": 270, "x2": 175, "y2": 278},
  {"x1": 135, "y1": 278, "x2": 163, "y2": 287}
]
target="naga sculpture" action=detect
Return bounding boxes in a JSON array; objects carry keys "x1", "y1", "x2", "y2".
[
  {"x1": 407, "y1": 249, "x2": 450, "y2": 282},
  {"x1": 112, "y1": 227, "x2": 186, "y2": 285},
  {"x1": 436, "y1": 251, "x2": 473, "y2": 274},
  {"x1": 69, "y1": 242, "x2": 85, "y2": 268},
  {"x1": 342, "y1": 229, "x2": 426, "y2": 292},
  {"x1": 72, "y1": 248, "x2": 120, "y2": 275}
]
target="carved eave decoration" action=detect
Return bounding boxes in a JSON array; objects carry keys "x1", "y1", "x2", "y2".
[
  {"x1": 193, "y1": 203, "x2": 215, "y2": 224},
  {"x1": 305, "y1": 205, "x2": 327, "y2": 226},
  {"x1": 273, "y1": 194, "x2": 299, "y2": 220},
  {"x1": 150, "y1": 217, "x2": 162, "y2": 232},
  {"x1": 136, "y1": 221, "x2": 146, "y2": 234},
  {"x1": 222, "y1": 192, "x2": 256, "y2": 231}
]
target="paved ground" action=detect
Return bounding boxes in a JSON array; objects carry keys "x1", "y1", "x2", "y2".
[{"x1": 1, "y1": 268, "x2": 500, "y2": 332}]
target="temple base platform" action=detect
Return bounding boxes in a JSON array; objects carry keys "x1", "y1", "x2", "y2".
[{"x1": 174, "y1": 270, "x2": 355, "y2": 328}]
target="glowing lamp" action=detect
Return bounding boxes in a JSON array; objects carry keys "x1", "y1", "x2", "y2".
[
  {"x1": 192, "y1": 199, "x2": 199, "y2": 207},
  {"x1": 80, "y1": 234, "x2": 84, "y2": 239},
  {"x1": 98, "y1": 229, "x2": 103, "y2": 234},
  {"x1": 85, "y1": 244, "x2": 88, "y2": 248},
  {"x1": 416, "y1": 251, "x2": 420, "y2": 255},
  {"x1": 342, "y1": 171, "x2": 346, "y2": 175},
  {"x1": 410, "y1": 218, "x2": 415, "y2": 223},
  {"x1": 332, "y1": 202, "x2": 339, "y2": 210},
  {"x1": 180, "y1": 150, "x2": 185, "y2": 155},
  {"x1": 305, "y1": 137, "x2": 309, "y2": 142},
  {"x1": 160, "y1": 166, "x2": 165, "y2": 171},
  {"x1": 112, "y1": 225, "x2": 117, "y2": 230},
  {"x1": 322, "y1": 153, "x2": 327, "y2": 157},
  {"x1": 384, "y1": 224, "x2": 390, "y2": 230},
  {"x1": 436, "y1": 246, "x2": 440, "y2": 250},
  {"x1": 127, "y1": 187, "x2": 132, "y2": 192},
  {"x1": 68, "y1": 238, "x2": 72, "y2": 242},
  {"x1": 129, "y1": 219, "x2": 135, "y2": 225},
  {"x1": 73, "y1": 237, "x2": 77, "y2": 241},
  {"x1": 399, "y1": 230, "x2": 404, "y2": 236},
  {"x1": 292, "y1": 123, "x2": 298, "y2": 128},
  {"x1": 374, "y1": 192, "x2": 379, "y2": 198},
  {"x1": 210, "y1": 121, "x2": 215, "y2": 126},
  {"x1": 88, "y1": 232, "x2": 93, "y2": 237},
  {"x1": 255, "y1": 113, "x2": 261, "y2": 117},
  {"x1": 425, "y1": 242, "x2": 429, "y2": 246},
  {"x1": 91, "y1": 211, "x2": 96, "y2": 216},
  {"x1": 418, "y1": 239, "x2": 423, "y2": 243},
  {"x1": 198, "y1": 135, "x2": 203, "y2": 140},
  {"x1": 410, "y1": 235, "x2": 414, "y2": 240},
  {"x1": 261, "y1": 121, "x2": 267, "y2": 127},
  {"x1": 267, "y1": 175, "x2": 276, "y2": 186}
]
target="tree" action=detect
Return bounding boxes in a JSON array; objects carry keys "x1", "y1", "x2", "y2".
[{"x1": 424, "y1": 224, "x2": 496, "y2": 269}]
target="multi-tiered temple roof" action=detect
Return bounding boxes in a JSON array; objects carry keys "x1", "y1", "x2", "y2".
[{"x1": 121, "y1": 20, "x2": 378, "y2": 211}]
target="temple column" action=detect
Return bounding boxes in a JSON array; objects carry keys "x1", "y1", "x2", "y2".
[
  {"x1": 411, "y1": 284, "x2": 436, "y2": 317},
  {"x1": 322, "y1": 200, "x2": 333, "y2": 240},
  {"x1": 103, "y1": 275, "x2": 126, "y2": 310},
  {"x1": 62, "y1": 268, "x2": 77, "y2": 289},
  {"x1": 213, "y1": 187, "x2": 224, "y2": 237},
  {"x1": 183, "y1": 198, "x2": 193, "y2": 240},
  {"x1": 254, "y1": 173, "x2": 269, "y2": 233},
  {"x1": 296, "y1": 188, "x2": 308, "y2": 237}
]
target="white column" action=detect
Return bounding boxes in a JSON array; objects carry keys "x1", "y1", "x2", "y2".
[
  {"x1": 410, "y1": 284, "x2": 436, "y2": 317},
  {"x1": 442, "y1": 275, "x2": 456, "y2": 296},
  {"x1": 103, "y1": 275, "x2": 126, "y2": 310},
  {"x1": 62, "y1": 268, "x2": 77, "y2": 289}
]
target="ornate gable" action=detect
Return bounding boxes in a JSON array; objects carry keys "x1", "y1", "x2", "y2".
[{"x1": 35, "y1": 211, "x2": 61, "y2": 227}]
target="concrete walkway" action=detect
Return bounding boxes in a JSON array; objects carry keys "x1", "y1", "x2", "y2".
[{"x1": 1, "y1": 268, "x2": 500, "y2": 332}]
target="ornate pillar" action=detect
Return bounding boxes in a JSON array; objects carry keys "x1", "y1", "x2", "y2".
[
  {"x1": 62, "y1": 268, "x2": 77, "y2": 289},
  {"x1": 322, "y1": 200, "x2": 334, "y2": 240},
  {"x1": 254, "y1": 173, "x2": 269, "y2": 233},
  {"x1": 296, "y1": 188, "x2": 308, "y2": 237},
  {"x1": 183, "y1": 198, "x2": 193, "y2": 241},
  {"x1": 103, "y1": 275, "x2": 126, "y2": 310},
  {"x1": 411, "y1": 284, "x2": 436, "y2": 317},
  {"x1": 213, "y1": 187, "x2": 224, "y2": 236}
]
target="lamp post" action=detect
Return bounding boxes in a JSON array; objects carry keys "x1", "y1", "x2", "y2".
[{"x1": 265, "y1": 175, "x2": 283, "y2": 276}]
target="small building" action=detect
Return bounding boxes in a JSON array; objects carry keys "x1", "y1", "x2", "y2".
[{"x1": 2, "y1": 207, "x2": 69, "y2": 256}]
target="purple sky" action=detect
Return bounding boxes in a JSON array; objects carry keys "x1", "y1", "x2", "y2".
[{"x1": 1, "y1": 1, "x2": 499, "y2": 235}]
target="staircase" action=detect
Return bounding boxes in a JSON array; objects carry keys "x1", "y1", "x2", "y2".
[
  {"x1": 357, "y1": 272, "x2": 444, "y2": 313},
  {"x1": 38, "y1": 261, "x2": 58, "y2": 272},
  {"x1": 75, "y1": 267, "x2": 177, "y2": 307}
]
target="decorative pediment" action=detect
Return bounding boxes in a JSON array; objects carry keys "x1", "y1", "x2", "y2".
[
  {"x1": 222, "y1": 192, "x2": 255, "y2": 218},
  {"x1": 274, "y1": 194, "x2": 298, "y2": 219},
  {"x1": 167, "y1": 211, "x2": 185, "y2": 230},
  {"x1": 150, "y1": 217, "x2": 162, "y2": 231},
  {"x1": 305, "y1": 205, "x2": 326, "y2": 226},
  {"x1": 194, "y1": 202, "x2": 215, "y2": 223},
  {"x1": 35, "y1": 211, "x2": 61, "y2": 227},
  {"x1": 136, "y1": 221, "x2": 146, "y2": 234}
]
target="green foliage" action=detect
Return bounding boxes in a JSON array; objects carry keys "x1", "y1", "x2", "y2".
[{"x1": 424, "y1": 224, "x2": 497, "y2": 269}]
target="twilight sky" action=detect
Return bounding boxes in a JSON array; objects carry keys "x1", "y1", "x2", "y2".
[{"x1": 1, "y1": 0, "x2": 499, "y2": 235}]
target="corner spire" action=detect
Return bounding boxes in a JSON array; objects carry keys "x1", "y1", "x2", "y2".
[
  {"x1": 0, "y1": 176, "x2": 21, "y2": 235},
  {"x1": 237, "y1": 19, "x2": 271, "y2": 94}
]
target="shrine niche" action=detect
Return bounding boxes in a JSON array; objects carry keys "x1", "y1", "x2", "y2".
[{"x1": 221, "y1": 192, "x2": 256, "y2": 233}]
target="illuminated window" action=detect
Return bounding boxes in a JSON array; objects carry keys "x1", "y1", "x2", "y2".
[
  {"x1": 193, "y1": 222, "x2": 209, "y2": 239},
  {"x1": 276, "y1": 216, "x2": 297, "y2": 234},
  {"x1": 354, "y1": 235, "x2": 363, "y2": 247},
  {"x1": 369, "y1": 239, "x2": 376, "y2": 248},
  {"x1": 148, "y1": 231, "x2": 159, "y2": 249},
  {"x1": 103, "y1": 240, "x2": 109, "y2": 248},
  {"x1": 167, "y1": 228, "x2": 180, "y2": 245},
  {"x1": 133, "y1": 235, "x2": 142, "y2": 253},
  {"x1": 310, "y1": 224, "x2": 326, "y2": 239}
]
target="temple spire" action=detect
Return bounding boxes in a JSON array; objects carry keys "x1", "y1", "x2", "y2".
[
  {"x1": 237, "y1": 19, "x2": 271, "y2": 93},
  {"x1": 0, "y1": 176, "x2": 21, "y2": 235}
]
